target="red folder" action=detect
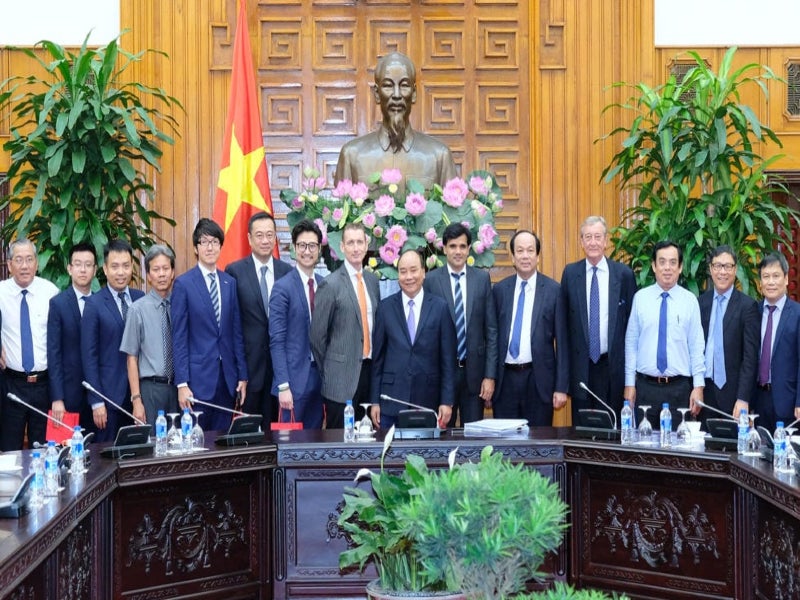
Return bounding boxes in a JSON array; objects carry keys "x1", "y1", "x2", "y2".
[{"x1": 45, "y1": 411, "x2": 80, "y2": 444}]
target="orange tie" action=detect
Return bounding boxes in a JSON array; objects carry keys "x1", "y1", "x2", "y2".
[{"x1": 356, "y1": 272, "x2": 370, "y2": 357}]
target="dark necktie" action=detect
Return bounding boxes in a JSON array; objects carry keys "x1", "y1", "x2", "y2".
[
  {"x1": 407, "y1": 299, "x2": 416, "y2": 344},
  {"x1": 657, "y1": 292, "x2": 669, "y2": 373},
  {"x1": 208, "y1": 273, "x2": 220, "y2": 324},
  {"x1": 20, "y1": 289, "x2": 34, "y2": 373},
  {"x1": 260, "y1": 265, "x2": 270, "y2": 316},
  {"x1": 589, "y1": 266, "x2": 601, "y2": 363},
  {"x1": 509, "y1": 280, "x2": 527, "y2": 359},
  {"x1": 452, "y1": 272, "x2": 466, "y2": 362},
  {"x1": 118, "y1": 291, "x2": 128, "y2": 322},
  {"x1": 712, "y1": 295, "x2": 727, "y2": 389},
  {"x1": 307, "y1": 277, "x2": 315, "y2": 314},
  {"x1": 79, "y1": 295, "x2": 88, "y2": 317},
  {"x1": 759, "y1": 305, "x2": 777, "y2": 385},
  {"x1": 161, "y1": 299, "x2": 173, "y2": 380}
]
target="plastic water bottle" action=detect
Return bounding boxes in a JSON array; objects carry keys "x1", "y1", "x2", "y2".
[
  {"x1": 620, "y1": 400, "x2": 634, "y2": 445},
  {"x1": 737, "y1": 409, "x2": 749, "y2": 455},
  {"x1": 774, "y1": 421, "x2": 790, "y2": 473},
  {"x1": 44, "y1": 440, "x2": 60, "y2": 496},
  {"x1": 344, "y1": 399, "x2": 355, "y2": 443},
  {"x1": 155, "y1": 410, "x2": 168, "y2": 456},
  {"x1": 181, "y1": 408, "x2": 193, "y2": 452},
  {"x1": 659, "y1": 403, "x2": 672, "y2": 448},
  {"x1": 70, "y1": 426, "x2": 85, "y2": 474},
  {"x1": 29, "y1": 451, "x2": 44, "y2": 509}
]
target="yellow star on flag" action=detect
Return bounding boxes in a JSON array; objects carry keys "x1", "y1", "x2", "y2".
[{"x1": 217, "y1": 124, "x2": 269, "y2": 231}]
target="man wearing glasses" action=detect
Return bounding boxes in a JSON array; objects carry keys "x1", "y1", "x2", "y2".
[
  {"x1": 698, "y1": 246, "x2": 759, "y2": 420},
  {"x1": 171, "y1": 218, "x2": 248, "y2": 432},
  {"x1": 47, "y1": 242, "x2": 97, "y2": 435},
  {"x1": 269, "y1": 219, "x2": 324, "y2": 429},
  {"x1": 0, "y1": 239, "x2": 59, "y2": 450}
]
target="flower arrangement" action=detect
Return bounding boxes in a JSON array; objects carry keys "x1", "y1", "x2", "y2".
[{"x1": 281, "y1": 167, "x2": 503, "y2": 279}]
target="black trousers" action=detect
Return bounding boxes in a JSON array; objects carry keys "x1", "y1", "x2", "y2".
[
  {"x1": 494, "y1": 366, "x2": 552, "y2": 427},
  {"x1": 1, "y1": 376, "x2": 49, "y2": 450}
]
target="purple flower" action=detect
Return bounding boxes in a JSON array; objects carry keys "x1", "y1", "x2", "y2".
[
  {"x1": 468, "y1": 175, "x2": 489, "y2": 195},
  {"x1": 471, "y1": 200, "x2": 488, "y2": 218},
  {"x1": 381, "y1": 169, "x2": 403, "y2": 185},
  {"x1": 405, "y1": 192, "x2": 427, "y2": 216},
  {"x1": 362, "y1": 212, "x2": 377, "y2": 228},
  {"x1": 332, "y1": 180, "x2": 353, "y2": 199},
  {"x1": 374, "y1": 194, "x2": 396, "y2": 217},
  {"x1": 303, "y1": 176, "x2": 326, "y2": 191},
  {"x1": 479, "y1": 223, "x2": 497, "y2": 248},
  {"x1": 442, "y1": 178, "x2": 469, "y2": 208},
  {"x1": 386, "y1": 225, "x2": 408, "y2": 247},
  {"x1": 332, "y1": 207, "x2": 344, "y2": 222},
  {"x1": 314, "y1": 218, "x2": 328, "y2": 245},
  {"x1": 373, "y1": 226, "x2": 384, "y2": 238},
  {"x1": 424, "y1": 227, "x2": 437, "y2": 243},
  {"x1": 291, "y1": 196, "x2": 305, "y2": 210},
  {"x1": 351, "y1": 182, "x2": 369, "y2": 206},
  {"x1": 473, "y1": 241, "x2": 485, "y2": 254},
  {"x1": 322, "y1": 206, "x2": 331, "y2": 218},
  {"x1": 379, "y1": 243, "x2": 400, "y2": 265}
]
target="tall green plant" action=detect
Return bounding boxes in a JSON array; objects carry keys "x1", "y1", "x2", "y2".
[
  {"x1": 600, "y1": 47, "x2": 800, "y2": 296},
  {"x1": 0, "y1": 33, "x2": 180, "y2": 288}
]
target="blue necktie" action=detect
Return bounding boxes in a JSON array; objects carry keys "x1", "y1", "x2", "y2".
[
  {"x1": 712, "y1": 294, "x2": 727, "y2": 389},
  {"x1": 452, "y1": 272, "x2": 466, "y2": 362},
  {"x1": 657, "y1": 291, "x2": 669, "y2": 373},
  {"x1": 509, "y1": 281, "x2": 527, "y2": 359},
  {"x1": 208, "y1": 273, "x2": 220, "y2": 324},
  {"x1": 589, "y1": 266, "x2": 601, "y2": 363},
  {"x1": 407, "y1": 299, "x2": 416, "y2": 344},
  {"x1": 20, "y1": 289, "x2": 34, "y2": 373},
  {"x1": 118, "y1": 291, "x2": 128, "y2": 322}
]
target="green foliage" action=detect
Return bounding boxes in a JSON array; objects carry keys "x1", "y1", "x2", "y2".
[
  {"x1": 0, "y1": 33, "x2": 181, "y2": 287},
  {"x1": 397, "y1": 445, "x2": 568, "y2": 600},
  {"x1": 515, "y1": 582, "x2": 629, "y2": 600},
  {"x1": 600, "y1": 47, "x2": 800, "y2": 296}
]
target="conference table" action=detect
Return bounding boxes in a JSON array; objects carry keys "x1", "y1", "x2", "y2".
[{"x1": 0, "y1": 428, "x2": 797, "y2": 600}]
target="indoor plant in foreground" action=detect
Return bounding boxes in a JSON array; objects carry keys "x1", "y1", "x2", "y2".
[{"x1": 338, "y1": 428, "x2": 569, "y2": 599}]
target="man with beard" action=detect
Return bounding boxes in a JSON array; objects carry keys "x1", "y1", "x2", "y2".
[{"x1": 335, "y1": 52, "x2": 457, "y2": 191}]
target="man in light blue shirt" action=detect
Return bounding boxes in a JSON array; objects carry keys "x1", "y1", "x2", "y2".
[{"x1": 624, "y1": 241, "x2": 705, "y2": 415}]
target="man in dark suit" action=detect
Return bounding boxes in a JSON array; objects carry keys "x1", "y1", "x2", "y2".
[
  {"x1": 81, "y1": 240, "x2": 144, "y2": 442},
  {"x1": 226, "y1": 211, "x2": 291, "y2": 430},
  {"x1": 753, "y1": 253, "x2": 800, "y2": 432},
  {"x1": 47, "y1": 242, "x2": 97, "y2": 433},
  {"x1": 172, "y1": 218, "x2": 248, "y2": 432},
  {"x1": 269, "y1": 219, "x2": 325, "y2": 429},
  {"x1": 310, "y1": 223, "x2": 380, "y2": 428},
  {"x1": 370, "y1": 249, "x2": 457, "y2": 429},
  {"x1": 561, "y1": 216, "x2": 635, "y2": 423},
  {"x1": 493, "y1": 230, "x2": 569, "y2": 427},
  {"x1": 698, "y1": 245, "x2": 759, "y2": 420},
  {"x1": 424, "y1": 222, "x2": 497, "y2": 426}
]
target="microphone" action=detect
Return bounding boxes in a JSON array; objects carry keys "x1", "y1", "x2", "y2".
[
  {"x1": 380, "y1": 394, "x2": 442, "y2": 428},
  {"x1": 578, "y1": 382, "x2": 618, "y2": 430},
  {"x1": 693, "y1": 399, "x2": 737, "y2": 422},
  {"x1": 82, "y1": 381, "x2": 147, "y2": 426},
  {"x1": 7, "y1": 393, "x2": 72, "y2": 432},
  {"x1": 187, "y1": 396, "x2": 249, "y2": 416}
]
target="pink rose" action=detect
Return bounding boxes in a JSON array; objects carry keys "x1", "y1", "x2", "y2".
[
  {"x1": 375, "y1": 194, "x2": 396, "y2": 217},
  {"x1": 332, "y1": 179, "x2": 353, "y2": 199},
  {"x1": 362, "y1": 212, "x2": 377, "y2": 228},
  {"x1": 386, "y1": 225, "x2": 408, "y2": 247},
  {"x1": 424, "y1": 228, "x2": 437, "y2": 243},
  {"x1": 404, "y1": 192, "x2": 427, "y2": 216},
  {"x1": 381, "y1": 168, "x2": 403, "y2": 185},
  {"x1": 479, "y1": 223, "x2": 497, "y2": 248},
  {"x1": 468, "y1": 175, "x2": 489, "y2": 195},
  {"x1": 379, "y1": 243, "x2": 400, "y2": 265},
  {"x1": 442, "y1": 177, "x2": 469, "y2": 208},
  {"x1": 332, "y1": 207, "x2": 344, "y2": 222}
]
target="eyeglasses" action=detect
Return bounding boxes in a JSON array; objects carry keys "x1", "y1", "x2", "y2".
[
  {"x1": 296, "y1": 242, "x2": 320, "y2": 252},
  {"x1": 710, "y1": 263, "x2": 736, "y2": 272},
  {"x1": 197, "y1": 239, "x2": 221, "y2": 248},
  {"x1": 10, "y1": 256, "x2": 36, "y2": 266}
]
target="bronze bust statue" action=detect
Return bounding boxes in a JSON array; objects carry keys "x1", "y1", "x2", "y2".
[{"x1": 335, "y1": 52, "x2": 457, "y2": 190}]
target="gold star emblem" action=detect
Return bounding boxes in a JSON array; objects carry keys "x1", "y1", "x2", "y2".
[{"x1": 217, "y1": 124, "x2": 269, "y2": 229}]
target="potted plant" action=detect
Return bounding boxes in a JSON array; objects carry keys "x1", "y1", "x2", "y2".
[
  {"x1": 516, "y1": 582, "x2": 628, "y2": 600},
  {"x1": 338, "y1": 428, "x2": 568, "y2": 599}
]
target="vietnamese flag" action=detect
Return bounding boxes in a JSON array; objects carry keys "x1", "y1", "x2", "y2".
[{"x1": 213, "y1": 1, "x2": 276, "y2": 268}]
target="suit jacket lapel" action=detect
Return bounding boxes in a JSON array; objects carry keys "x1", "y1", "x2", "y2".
[
  {"x1": 340, "y1": 268, "x2": 361, "y2": 323},
  {"x1": 722, "y1": 290, "x2": 739, "y2": 333},
  {"x1": 193, "y1": 267, "x2": 218, "y2": 328},
  {"x1": 70, "y1": 291, "x2": 83, "y2": 322},
  {"x1": 774, "y1": 300, "x2": 793, "y2": 349},
  {"x1": 245, "y1": 262, "x2": 266, "y2": 314},
  {"x1": 464, "y1": 268, "x2": 476, "y2": 323},
  {"x1": 607, "y1": 262, "x2": 621, "y2": 345},
  {"x1": 415, "y1": 294, "x2": 434, "y2": 343},
  {"x1": 575, "y1": 265, "x2": 589, "y2": 345},
  {"x1": 103, "y1": 287, "x2": 124, "y2": 327},
  {"x1": 529, "y1": 276, "x2": 545, "y2": 340}
]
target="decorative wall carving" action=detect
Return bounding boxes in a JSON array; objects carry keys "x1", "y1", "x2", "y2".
[
  {"x1": 58, "y1": 522, "x2": 92, "y2": 600},
  {"x1": 758, "y1": 514, "x2": 800, "y2": 599}
]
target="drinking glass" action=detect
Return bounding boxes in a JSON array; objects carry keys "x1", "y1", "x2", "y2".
[
  {"x1": 637, "y1": 405, "x2": 653, "y2": 444},
  {"x1": 676, "y1": 408, "x2": 692, "y2": 447},
  {"x1": 786, "y1": 426, "x2": 798, "y2": 465},
  {"x1": 166, "y1": 412, "x2": 183, "y2": 454},
  {"x1": 744, "y1": 414, "x2": 762, "y2": 457},
  {"x1": 191, "y1": 411, "x2": 205, "y2": 450},
  {"x1": 357, "y1": 403, "x2": 374, "y2": 437}
]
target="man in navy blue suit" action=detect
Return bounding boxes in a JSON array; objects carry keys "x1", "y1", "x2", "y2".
[
  {"x1": 47, "y1": 242, "x2": 97, "y2": 433},
  {"x1": 493, "y1": 230, "x2": 569, "y2": 427},
  {"x1": 269, "y1": 219, "x2": 324, "y2": 429},
  {"x1": 370, "y1": 249, "x2": 457, "y2": 429},
  {"x1": 754, "y1": 253, "x2": 800, "y2": 432},
  {"x1": 172, "y1": 218, "x2": 248, "y2": 432},
  {"x1": 81, "y1": 240, "x2": 144, "y2": 442}
]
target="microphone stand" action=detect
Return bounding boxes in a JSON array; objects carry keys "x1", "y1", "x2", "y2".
[
  {"x1": 7, "y1": 392, "x2": 72, "y2": 432},
  {"x1": 82, "y1": 381, "x2": 147, "y2": 426},
  {"x1": 578, "y1": 382, "x2": 618, "y2": 430},
  {"x1": 187, "y1": 396, "x2": 249, "y2": 416},
  {"x1": 379, "y1": 394, "x2": 443, "y2": 431},
  {"x1": 693, "y1": 399, "x2": 737, "y2": 422}
]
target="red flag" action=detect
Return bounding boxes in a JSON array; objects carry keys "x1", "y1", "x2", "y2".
[{"x1": 213, "y1": 1, "x2": 276, "y2": 268}]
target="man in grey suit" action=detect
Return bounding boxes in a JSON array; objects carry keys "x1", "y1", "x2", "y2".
[
  {"x1": 424, "y1": 223, "x2": 497, "y2": 425},
  {"x1": 311, "y1": 223, "x2": 380, "y2": 428},
  {"x1": 226, "y1": 212, "x2": 291, "y2": 429}
]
